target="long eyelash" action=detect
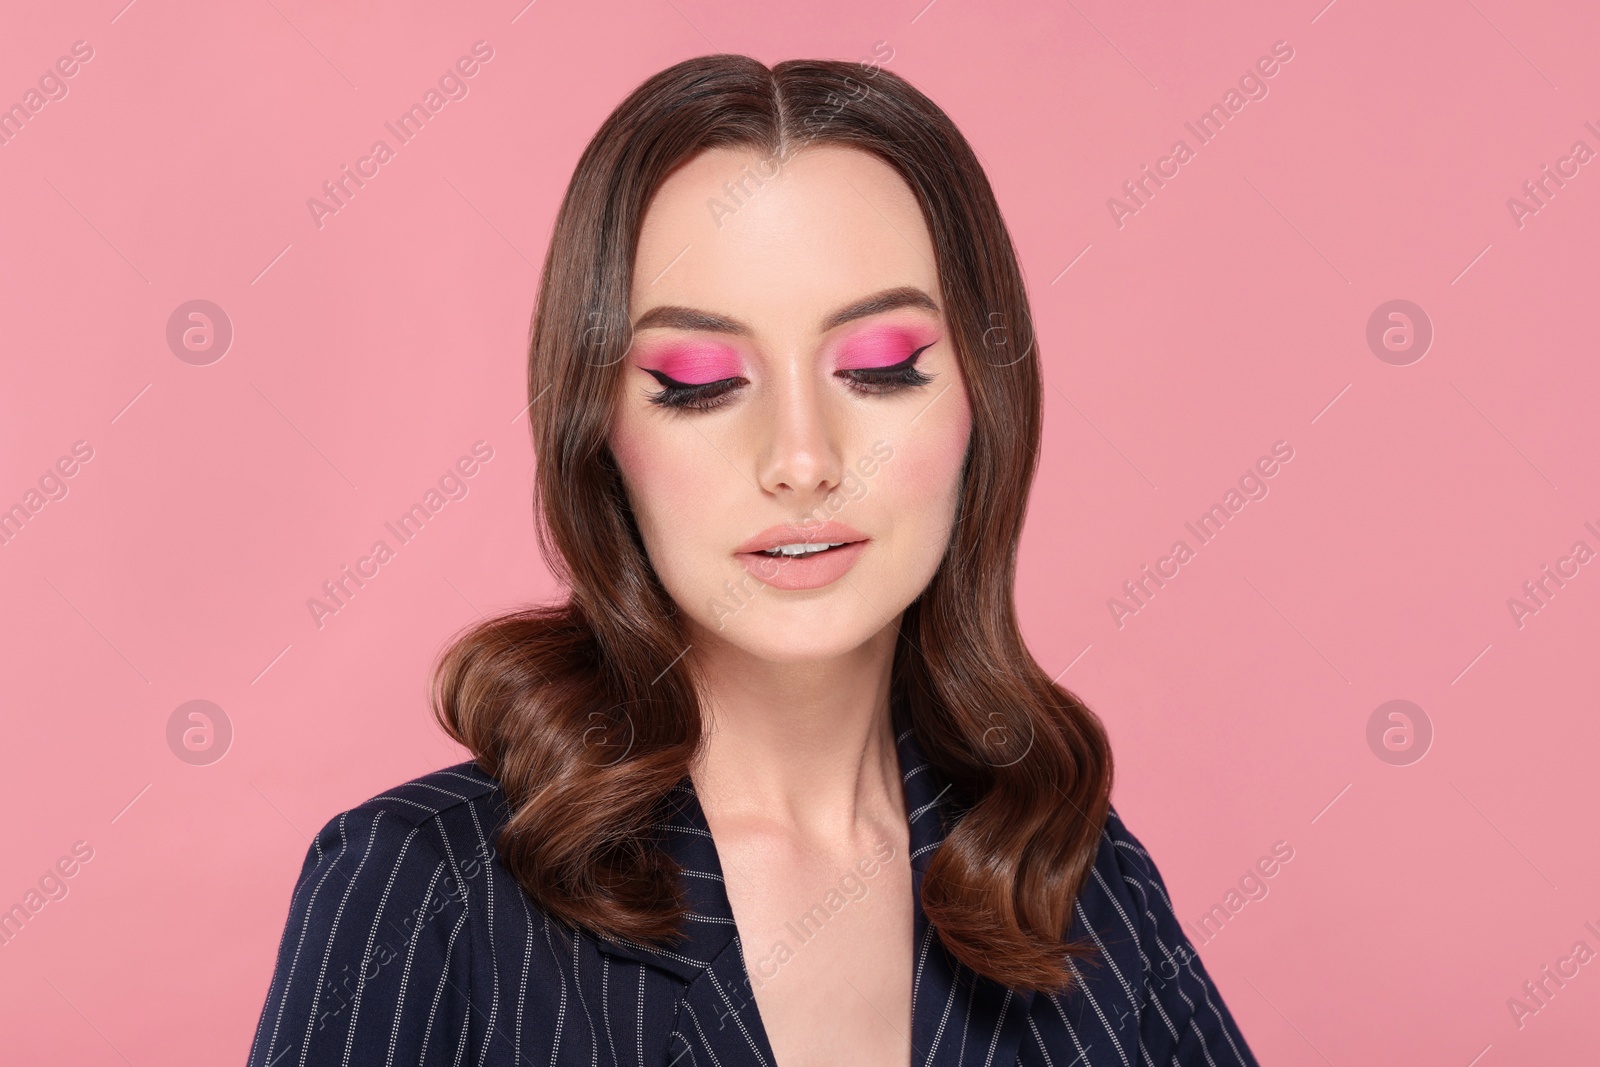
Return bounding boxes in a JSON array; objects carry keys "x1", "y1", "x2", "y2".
[
  {"x1": 643, "y1": 343, "x2": 937, "y2": 412},
  {"x1": 644, "y1": 371, "x2": 745, "y2": 411},
  {"x1": 839, "y1": 343, "x2": 936, "y2": 395}
]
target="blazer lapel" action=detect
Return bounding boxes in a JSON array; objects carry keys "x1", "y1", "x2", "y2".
[
  {"x1": 592, "y1": 704, "x2": 1039, "y2": 1067},
  {"x1": 604, "y1": 778, "x2": 782, "y2": 1065}
]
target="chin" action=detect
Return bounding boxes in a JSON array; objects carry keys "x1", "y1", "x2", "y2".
[
  {"x1": 698, "y1": 599, "x2": 893, "y2": 663},
  {"x1": 719, "y1": 628, "x2": 879, "y2": 665}
]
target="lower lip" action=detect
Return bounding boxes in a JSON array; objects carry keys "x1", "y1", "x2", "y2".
[{"x1": 735, "y1": 540, "x2": 868, "y2": 591}]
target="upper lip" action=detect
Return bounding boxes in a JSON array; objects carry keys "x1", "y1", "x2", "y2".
[{"x1": 734, "y1": 520, "x2": 868, "y2": 555}]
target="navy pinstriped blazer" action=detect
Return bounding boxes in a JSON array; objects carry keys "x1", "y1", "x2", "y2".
[{"x1": 247, "y1": 705, "x2": 1260, "y2": 1067}]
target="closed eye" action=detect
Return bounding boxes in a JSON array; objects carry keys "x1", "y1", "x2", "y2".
[
  {"x1": 837, "y1": 342, "x2": 936, "y2": 394},
  {"x1": 643, "y1": 369, "x2": 747, "y2": 411},
  {"x1": 642, "y1": 342, "x2": 937, "y2": 412}
]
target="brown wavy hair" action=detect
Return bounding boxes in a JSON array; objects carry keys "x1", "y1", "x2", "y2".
[{"x1": 430, "y1": 52, "x2": 1113, "y2": 994}]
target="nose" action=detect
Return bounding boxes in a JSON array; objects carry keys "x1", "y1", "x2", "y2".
[{"x1": 754, "y1": 363, "x2": 846, "y2": 502}]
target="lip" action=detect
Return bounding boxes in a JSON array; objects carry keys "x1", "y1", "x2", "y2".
[
  {"x1": 733, "y1": 520, "x2": 869, "y2": 592},
  {"x1": 733, "y1": 520, "x2": 867, "y2": 555}
]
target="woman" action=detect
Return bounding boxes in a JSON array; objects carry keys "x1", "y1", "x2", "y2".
[{"x1": 247, "y1": 54, "x2": 1260, "y2": 1067}]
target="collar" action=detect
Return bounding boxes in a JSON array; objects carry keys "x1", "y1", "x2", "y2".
[{"x1": 591, "y1": 703, "x2": 1039, "y2": 1065}]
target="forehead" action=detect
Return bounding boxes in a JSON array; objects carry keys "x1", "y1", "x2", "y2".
[{"x1": 630, "y1": 144, "x2": 940, "y2": 336}]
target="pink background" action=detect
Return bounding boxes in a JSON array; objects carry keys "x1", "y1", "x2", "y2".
[{"x1": 3, "y1": 0, "x2": 1598, "y2": 1062}]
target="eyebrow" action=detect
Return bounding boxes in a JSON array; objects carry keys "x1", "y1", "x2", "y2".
[{"x1": 630, "y1": 285, "x2": 940, "y2": 337}]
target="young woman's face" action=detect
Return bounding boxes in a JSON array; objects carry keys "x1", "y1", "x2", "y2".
[{"x1": 608, "y1": 144, "x2": 973, "y2": 664}]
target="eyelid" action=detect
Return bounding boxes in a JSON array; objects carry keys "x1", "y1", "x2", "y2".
[
  {"x1": 839, "y1": 341, "x2": 935, "y2": 374},
  {"x1": 645, "y1": 367, "x2": 743, "y2": 389},
  {"x1": 833, "y1": 326, "x2": 940, "y2": 372},
  {"x1": 643, "y1": 373, "x2": 745, "y2": 412},
  {"x1": 635, "y1": 341, "x2": 745, "y2": 386}
]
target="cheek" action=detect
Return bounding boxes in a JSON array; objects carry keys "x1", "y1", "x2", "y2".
[
  {"x1": 879, "y1": 398, "x2": 972, "y2": 539},
  {"x1": 609, "y1": 419, "x2": 669, "y2": 531},
  {"x1": 920, "y1": 396, "x2": 973, "y2": 499},
  {"x1": 607, "y1": 415, "x2": 712, "y2": 572}
]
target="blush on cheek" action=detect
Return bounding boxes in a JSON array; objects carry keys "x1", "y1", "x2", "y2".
[
  {"x1": 608, "y1": 420, "x2": 664, "y2": 498},
  {"x1": 888, "y1": 396, "x2": 971, "y2": 506},
  {"x1": 607, "y1": 419, "x2": 708, "y2": 538},
  {"x1": 638, "y1": 343, "x2": 743, "y2": 384}
]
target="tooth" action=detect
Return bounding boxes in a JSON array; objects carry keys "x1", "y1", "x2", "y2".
[{"x1": 763, "y1": 542, "x2": 840, "y2": 557}]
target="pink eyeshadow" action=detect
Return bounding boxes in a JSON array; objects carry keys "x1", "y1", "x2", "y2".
[
  {"x1": 835, "y1": 326, "x2": 937, "y2": 371},
  {"x1": 638, "y1": 343, "x2": 743, "y2": 385}
]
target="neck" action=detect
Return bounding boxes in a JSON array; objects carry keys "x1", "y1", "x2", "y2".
[{"x1": 685, "y1": 620, "x2": 905, "y2": 844}]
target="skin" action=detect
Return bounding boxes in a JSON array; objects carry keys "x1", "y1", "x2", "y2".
[{"x1": 608, "y1": 144, "x2": 973, "y2": 1065}]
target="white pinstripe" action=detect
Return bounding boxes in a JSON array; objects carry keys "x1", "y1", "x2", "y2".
[
  {"x1": 983, "y1": 988, "x2": 1012, "y2": 1067},
  {"x1": 601, "y1": 954, "x2": 621, "y2": 1067},
  {"x1": 1026, "y1": 1012, "x2": 1057, "y2": 1067},
  {"x1": 262, "y1": 812, "x2": 350, "y2": 1067},
  {"x1": 704, "y1": 965, "x2": 768, "y2": 1067},
  {"x1": 678, "y1": 1001, "x2": 724, "y2": 1067},
  {"x1": 1044, "y1": 981, "x2": 1096, "y2": 1067},
  {"x1": 298, "y1": 811, "x2": 384, "y2": 1067},
  {"x1": 386, "y1": 862, "x2": 446, "y2": 1067},
  {"x1": 542, "y1": 911, "x2": 571, "y2": 1067},
  {"x1": 924, "y1": 954, "x2": 961, "y2": 1066},
  {"x1": 515, "y1": 890, "x2": 535, "y2": 1067},
  {"x1": 1062, "y1": 955, "x2": 1128, "y2": 1067},
  {"x1": 467, "y1": 802, "x2": 502, "y2": 1067},
  {"x1": 417, "y1": 902, "x2": 471, "y2": 1064},
  {"x1": 636, "y1": 963, "x2": 646, "y2": 1067},
  {"x1": 340, "y1": 823, "x2": 421, "y2": 1067},
  {"x1": 1073, "y1": 892, "x2": 1139, "y2": 1015},
  {"x1": 569, "y1": 925, "x2": 599, "y2": 1067}
]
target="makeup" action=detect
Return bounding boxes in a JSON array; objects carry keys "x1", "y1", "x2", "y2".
[
  {"x1": 834, "y1": 325, "x2": 939, "y2": 372},
  {"x1": 636, "y1": 341, "x2": 743, "y2": 385},
  {"x1": 733, "y1": 520, "x2": 869, "y2": 591}
]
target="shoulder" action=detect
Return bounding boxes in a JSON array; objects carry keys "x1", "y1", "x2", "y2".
[
  {"x1": 248, "y1": 762, "x2": 526, "y2": 1067},
  {"x1": 283, "y1": 760, "x2": 513, "y2": 922},
  {"x1": 343, "y1": 759, "x2": 505, "y2": 832},
  {"x1": 301, "y1": 760, "x2": 503, "y2": 855},
  {"x1": 1058, "y1": 802, "x2": 1162, "y2": 953},
  {"x1": 1060, "y1": 803, "x2": 1263, "y2": 1066},
  {"x1": 1077, "y1": 801, "x2": 1184, "y2": 947},
  {"x1": 1100, "y1": 802, "x2": 1163, "y2": 897}
]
